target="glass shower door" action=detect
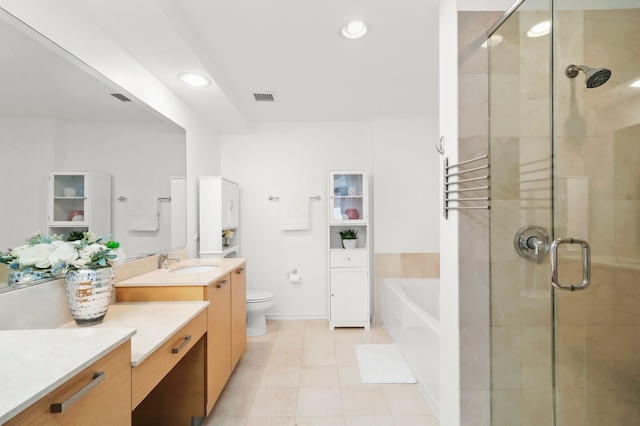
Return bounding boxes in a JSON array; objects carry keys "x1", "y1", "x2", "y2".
[{"x1": 552, "y1": 3, "x2": 640, "y2": 425}]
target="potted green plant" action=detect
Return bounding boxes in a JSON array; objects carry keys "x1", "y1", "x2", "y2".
[{"x1": 339, "y1": 229, "x2": 358, "y2": 249}]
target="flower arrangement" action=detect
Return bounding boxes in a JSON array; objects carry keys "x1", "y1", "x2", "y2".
[
  {"x1": 67, "y1": 232, "x2": 124, "y2": 270},
  {"x1": 0, "y1": 232, "x2": 124, "y2": 280},
  {"x1": 222, "y1": 229, "x2": 234, "y2": 247}
]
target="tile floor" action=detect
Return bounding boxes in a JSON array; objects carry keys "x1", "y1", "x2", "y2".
[{"x1": 203, "y1": 319, "x2": 439, "y2": 426}]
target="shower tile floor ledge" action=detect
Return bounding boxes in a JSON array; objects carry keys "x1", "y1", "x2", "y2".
[{"x1": 202, "y1": 319, "x2": 438, "y2": 426}]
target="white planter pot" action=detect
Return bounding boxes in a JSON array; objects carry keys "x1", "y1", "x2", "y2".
[{"x1": 342, "y1": 239, "x2": 357, "y2": 249}]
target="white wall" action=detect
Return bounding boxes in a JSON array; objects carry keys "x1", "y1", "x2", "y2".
[
  {"x1": 59, "y1": 121, "x2": 185, "y2": 256},
  {"x1": 0, "y1": 117, "x2": 55, "y2": 247},
  {"x1": 440, "y1": 0, "x2": 462, "y2": 424},
  {"x1": 220, "y1": 118, "x2": 438, "y2": 317},
  {"x1": 221, "y1": 122, "x2": 373, "y2": 318},
  {"x1": 372, "y1": 116, "x2": 440, "y2": 253}
]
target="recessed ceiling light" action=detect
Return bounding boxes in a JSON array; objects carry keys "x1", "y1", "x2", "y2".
[
  {"x1": 178, "y1": 72, "x2": 211, "y2": 87},
  {"x1": 342, "y1": 20, "x2": 368, "y2": 39},
  {"x1": 630, "y1": 79, "x2": 640, "y2": 88},
  {"x1": 527, "y1": 21, "x2": 551, "y2": 38},
  {"x1": 481, "y1": 34, "x2": 503, "y2": 48}
]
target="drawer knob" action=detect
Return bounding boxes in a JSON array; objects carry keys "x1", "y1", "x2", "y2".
[
  {"x1": 216, "y1": 280, "x2": 229, "y2": 289},
  {"x1": 50, "y1": 371, "x2": 105, "y2": 413}
]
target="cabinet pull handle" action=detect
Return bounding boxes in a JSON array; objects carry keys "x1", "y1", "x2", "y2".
[
  {"x1": 50, "y1": 371, "x2": 105, "y2": 413},
  {"x1": 236, "y1": 268, "x2": 245, "y2": 274},
  {"x1": 172, "y1": 335, "x2": 192, "y2": 354},
  {"x1": 216, "y1": 280, "x2": 228, "y2": 289}
]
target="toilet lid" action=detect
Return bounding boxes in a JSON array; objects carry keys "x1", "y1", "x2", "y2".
[{"x1": 246, "y1": 290, "x2": 274, "y2": 303}]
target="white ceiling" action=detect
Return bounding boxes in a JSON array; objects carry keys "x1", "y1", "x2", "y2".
[{"x1": 64, "y1": 0, "x2": 442, "y2": 133}]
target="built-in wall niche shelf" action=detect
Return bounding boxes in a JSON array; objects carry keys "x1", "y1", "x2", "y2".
[{"x1": 47, "y1": 170, "x2": 111, "y2": 240}]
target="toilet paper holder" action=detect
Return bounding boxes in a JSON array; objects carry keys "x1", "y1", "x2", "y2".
[{"x1": 287, "y1": 269, "x2": 301, "y2": 283}]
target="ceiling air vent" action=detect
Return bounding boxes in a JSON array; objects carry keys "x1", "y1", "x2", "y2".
[
  {"x1": 252, "y1": 92, "x2": 276, "y2": 102},
  {"x1": 110, "y1": 93, "x2": 131, "y2": 102}
]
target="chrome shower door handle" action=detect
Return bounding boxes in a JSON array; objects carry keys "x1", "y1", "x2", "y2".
[{"x1": 550, "y1": 237, "x2": 591, "y2": 291}]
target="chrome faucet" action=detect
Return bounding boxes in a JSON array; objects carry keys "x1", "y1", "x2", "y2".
[{"x1": 159, "y1": 253, "x2": 181, "y2": 269}]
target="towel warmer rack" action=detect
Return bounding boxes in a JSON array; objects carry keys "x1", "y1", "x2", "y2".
[{"x1": 443, "y1": 154, "x2": 490, "y2": 219}]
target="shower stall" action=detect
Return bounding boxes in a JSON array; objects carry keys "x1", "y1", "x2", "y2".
[{"x1": 457, "y1": 1, "x2": 640, "y2": 424}]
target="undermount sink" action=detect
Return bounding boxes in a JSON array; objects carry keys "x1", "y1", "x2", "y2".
[{"x1": 171, "y1": 265, "x2": 219, "y2": 274}]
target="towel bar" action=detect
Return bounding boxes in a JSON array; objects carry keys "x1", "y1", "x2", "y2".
[
  {"x1": 268, "y1": 195, "x2": 321, "y2": 201},
  {"x1": 117, "y1": 196, "x2": 172, "y2": 202}
]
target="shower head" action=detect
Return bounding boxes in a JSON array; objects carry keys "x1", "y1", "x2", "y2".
[{"x1": 565, "y1": 64, "x2": 612, "y2": 88}]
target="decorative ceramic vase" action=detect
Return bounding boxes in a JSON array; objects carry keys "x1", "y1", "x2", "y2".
[
  {"x1": 342, "y1": 239, "x2": 357, "y2": 249},
  {"x1": 345, "y1": 208, "x2": 359, "y2": 219},
  {"x1": 65, "y1": 267, "x2": 115, "y2": 326},
  {"x1": 222, "y1": 237, "x2": 229, "y2": 247},
  {"x1": 63, "y1": 187, "x2": 78, "y2": 197}
]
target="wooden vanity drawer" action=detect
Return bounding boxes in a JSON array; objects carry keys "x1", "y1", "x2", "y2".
[
  {"x1": 330, "y1": 250, "x2": 368, "y2": 267},
  {"x1": 5, "y1": 341, "x2": 132, "y2": 426},
  {"x1": 132, "y1": 309, "x2": 207, "y2": 409}
]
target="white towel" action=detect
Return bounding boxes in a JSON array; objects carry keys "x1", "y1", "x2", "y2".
[
  {"x1": 127, "y1": 197, "x2": 159, "y2": 231},
  {"x1": 279, "y1": 195, "x2": 310, "y2": 230}
]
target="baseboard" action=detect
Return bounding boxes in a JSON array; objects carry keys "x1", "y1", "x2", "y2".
[{"x1": 265, "y1": 313, "x2": 329, "y2": 321}]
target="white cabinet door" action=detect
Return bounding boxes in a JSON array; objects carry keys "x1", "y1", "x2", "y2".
[
  {"x1": 330, "y1": 268, "x2": 369, "y2": 324},
  {"x1": 223, "y1": 180, "x2": 239, "y2": 228}
]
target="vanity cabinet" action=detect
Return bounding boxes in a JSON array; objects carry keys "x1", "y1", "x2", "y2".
[
  {"x1": 199, "y1": 177, "x2": 240, "y2": 258},
  {"x1": 328, "y1": 170, "x2": 370, "y2": 329},
  {"x1": 230, "y1": 266, "x2": 247, "y2": 369},
  {"x1": 48, "y1": 170, "x2": 111, "y2": 240},
  {"x1": 5, "y1": 341, "x2": 132, "y2": 426},
  {"x1": 115, "y1": 263, "x2": 247, "y2": 415}
]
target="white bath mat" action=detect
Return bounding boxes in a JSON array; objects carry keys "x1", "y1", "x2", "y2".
[{"x1": 355, "y1": 343, "x2": 416, "y2": 384}]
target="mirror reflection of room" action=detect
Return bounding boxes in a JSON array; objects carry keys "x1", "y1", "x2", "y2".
[{"x1": 0, "y1": 12, "x2": 186, "y2": 289}]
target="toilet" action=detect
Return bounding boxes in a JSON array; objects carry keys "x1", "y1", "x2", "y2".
[{"x1": 246, "y1": 289, "x2": 275, "y2": 337}]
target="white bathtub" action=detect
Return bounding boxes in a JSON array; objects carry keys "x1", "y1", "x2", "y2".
[{"x1": 382, "y1": 278, "x2": 440, "y2": 415}]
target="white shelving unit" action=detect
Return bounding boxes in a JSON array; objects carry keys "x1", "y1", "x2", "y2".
[
  {"x1": 328, "y1": 170, "x2": 370, "y2": 329},
  {"x1": 47, "y1": 170, "x2": 111, "y2": 240},
  {"x1": 199, "y1": 176, "x2": 240, "y2": 258}
]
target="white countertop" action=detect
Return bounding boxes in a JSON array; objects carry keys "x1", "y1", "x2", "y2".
[
  {"x1": 0, "y1": 300, "x2": 209, "y2": 424},
  {"x1": 0, "y1": 327, "x2": 136, "y2": 424},
  {"x1": 61, "y1": 301, "x2": 209, "y2": 366},
  {"x1": 116, "y1": 258, "x2": 246, "y2": 287}
]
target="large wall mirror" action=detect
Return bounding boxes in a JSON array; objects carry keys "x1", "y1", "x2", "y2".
[{"x1": 0, "y1": 10, "x2": 187, "y2": 291}]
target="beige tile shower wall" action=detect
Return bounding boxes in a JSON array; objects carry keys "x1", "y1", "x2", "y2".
[
  {"x1": 374, "y1": 253, "x2": 439, "y2": 323},
  {"x1": 457, "y1": 11, "x2": 499, "y2": 426}
]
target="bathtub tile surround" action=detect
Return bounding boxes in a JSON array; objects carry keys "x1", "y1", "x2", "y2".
[
  {"x1": 203, "y1": 319, "x2": 438, "y2": 425},
  {"x1": 374, "y1": 252, "x2": 439, "y2": 323}
]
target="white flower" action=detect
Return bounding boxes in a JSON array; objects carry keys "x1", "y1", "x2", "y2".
[
  {"x1": 50, "y1": 241, "x2": 77, "y2": 266},
  {"x1": 13, "y1": 243, "x2": 54, "y2": 268}
]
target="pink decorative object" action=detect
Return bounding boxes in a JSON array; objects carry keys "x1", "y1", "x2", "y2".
[
  {"x1": 68, "y1": 210, "x2": 84, "y2": 221},
  {"x1": 345, "y1": 209, "x2": 359, "y2": 219}
]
